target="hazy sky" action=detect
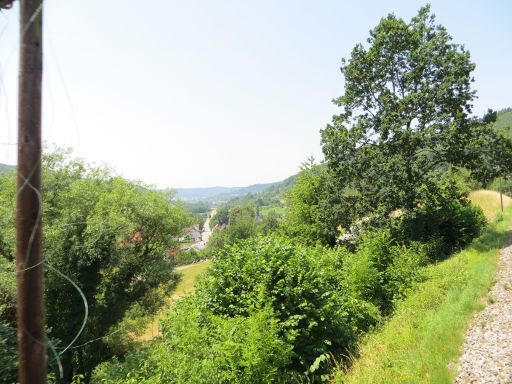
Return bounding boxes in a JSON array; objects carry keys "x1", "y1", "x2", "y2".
[{"x1": 0, "y1": 0, "x2": 510, "y2": 188}]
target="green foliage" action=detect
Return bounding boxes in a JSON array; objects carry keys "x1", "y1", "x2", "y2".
[
  {"x1": 0, "y1": 150, "x2": 192, "y2": 381},
  {"x1": 259, "y1": 209, "x2": 282, "y2": 235},
  {"x1": 182, "y1": 201, "x2": 211, "y2": 214},
  {"x1": 92, "y1": 299, "x2": 294, "y2": 384},
  {"x1": 334, "y1": 208, "x2": 512, "y2": 384},
  {"x1": 211, "y1": 206, "x2": 230, "y2": 227},
  {"x1": 0, "y1": 163, "x2": 15, "y2": 175},
  {"x1": 206, "y1": 204, "x2": 259, "y2": 254},
  {"x1": 488, "y1": 176, "x2": 512, "y2": 197},
  {"x1": 227, "y1": 204, "x2": 257, "y2": 236},
  {"x1": 392, "y1": 172, "x2": 487, "y2": 260},
  {"x1": 197, "y1": 236, "x2": 378, "y2": 376},
  {"x1": 223, "y1": 174, "x2": 296, "y2": 212},
  {"x1": 320, "y1": 6, "x2": 512, "y2": 230},
  {"x1": 0, "y1": 322, "x2": 17, "y2": 384},
  {"x1": 492, "y1": 108, "x2": 512, "y2": 139},
  {"x1": 0, "y1": 173, "x2": 15, "y2": 263},
  {"x1": 282, "y1": 159, "x2": 335, "y2": 245},
  {"x1": 342, "y1": 231, "x2": 428, "y2": 314},
  {"x1": 384, "y1": 245, "x2": 428, "y2": 303},
  {"x1": 0, "y1": 257, "x2": 16, "y2": 327},
  {"x1": 171, "y1": 248, "x2": 205, "y2": 266}
]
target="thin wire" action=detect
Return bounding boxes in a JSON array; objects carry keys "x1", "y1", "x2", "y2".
[
  {"x1": 3, "y1": 1, "x2": 94, "y2": 379},
  {"x1": 47, "y1": 337, "x2": 64, "y2": 379},
  {"x1": 19, "y1": 176, "x2": 42, "y2": 269},
  {"x1": 45, "y1": 261, "x2": 89, "y2": 357},
  {"x1": 20, "y1": 2, "x2": 43, "y2": 36},
  {"x1": 1, "y1": 221, "x2": 107, "y2": 275},
  {"x1": 70, "y1": 328, "x2": 122, "y2": 350}
]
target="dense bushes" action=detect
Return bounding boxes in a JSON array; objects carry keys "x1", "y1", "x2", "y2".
[
  {"x1": 94, "y1": 233, "x2": 435, "y2": 382},
  {"x1": 341, "y1": 231, "x2": 429, "y2": 315},
  {"x1": 197, "y1": 236, "x2": 377, "y2": 374},
  {"x1": 171, "y1": 248, "x2": 205, "y2": 266},
  {"x1": 0, "y1": 257, "x2": 16, "y2": 327},
  {"x1": 206, "y1": 203, "x2": 284, "y2": 255},
  {"x1": 391, "y1": 173, "x2": 487, "y2": 261},
  {"x1": 92, "y1": 301, "x2": 294, "y2": 384}
]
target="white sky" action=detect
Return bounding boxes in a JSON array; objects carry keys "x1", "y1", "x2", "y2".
[{"x1": 0, "y1": 0, "x2": 511, "y2": 188}]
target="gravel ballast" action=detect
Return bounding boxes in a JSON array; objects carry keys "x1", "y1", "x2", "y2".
[{"x1": 455, "y1": 242, "x2": 512, "y2": 384}]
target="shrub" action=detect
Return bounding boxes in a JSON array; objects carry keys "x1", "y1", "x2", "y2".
[
  {"x1": 384, "y1": 245, "x2": 428, "y2": 302},
  {"x1": 391, "y1": 172, "x2": 487, "y2": 261},
  {"x1": 196, "y1": 236, "x2": 379, "y2": 376},
  {"x1": 172, "y1": 248, "x2": 205, "y2": 266},
  {"x1": 92, "y1": 299, "x2": 294, "y2": 384},
  {"x1": 342, "y1": 231, "x2": 428, "y2": 314},
  {"x1": 395, "y1": 200, "x2": 486, "y2": 261}
]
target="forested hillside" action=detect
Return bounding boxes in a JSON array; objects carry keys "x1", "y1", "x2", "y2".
[
  {"x1": 0, "y1": 163, "x2": 14, "y2": 174},
  {"x1": 493, "y1": 108, "x2": 512, "y2": 138},
  {"x1": 173, "y1": 178, "x2": 291, "y2": 202}
]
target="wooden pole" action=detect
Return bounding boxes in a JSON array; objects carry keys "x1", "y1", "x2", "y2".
[
  {"x1": 16, "y1": 0, "x2": 46, "y2": 383},
  {"x1": 500, "y1": 178, "x2": 504, "y2": 213}
]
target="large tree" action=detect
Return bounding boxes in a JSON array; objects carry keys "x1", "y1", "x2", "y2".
[{"x1": 321, "y1": 5, "x2": 511, "y2": 225}]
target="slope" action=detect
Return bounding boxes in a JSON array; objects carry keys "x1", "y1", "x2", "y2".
[{"x1": 333, "y1": 193, "x2": 512, "y2": 383}]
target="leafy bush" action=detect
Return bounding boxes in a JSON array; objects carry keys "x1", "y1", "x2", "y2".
[
  {"x1": 196, "y1": 236, "x2": 379, "y2": 376},
  {"x1": 489, "y1": 177, "x2": 512, "y2": 196},
  {"x1": 394, "y1": 198, "x2": 486, "y2": 261},
  {"x1": 172, "y1": 248, "x2": 205, "y2": 266},
  {"x1": 281, "y1": 160, "x2": 340, "y2": 246},
  {"x1": 384, "y1": 245, "x2": 428, "y2": 302},
  {"x1": 342, "y1": 231, "x2": 428, "y2": 314},
  {"x1": 92, "y1": 299, "x2": 294, "y2": 384}
]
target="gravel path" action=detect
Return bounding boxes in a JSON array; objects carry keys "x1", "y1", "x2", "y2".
[{"x1": 455, "y1": 241, "x2": 512, "y2": 384}]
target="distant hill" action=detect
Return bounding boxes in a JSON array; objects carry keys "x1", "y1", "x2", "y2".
[
  {"x1": 493, "y1": 108, "x2": 512, "y2": 138},
  {"x1": 0, "y1": 163, "x2": 15, "y2": 174},
  {"x1": 174, "y1": 175, "x2": 297, "y2": 203},
  {"x1": 175, "y1": 181, "x2": 283, "y2": 202}
]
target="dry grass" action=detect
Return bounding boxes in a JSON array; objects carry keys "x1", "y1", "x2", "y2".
[
  {"x1": 469, "y1": 189, "x2": 511, "y2": 222},
  {"x1": 138, "y1": 260, "x2": 211, "y2": 340}
]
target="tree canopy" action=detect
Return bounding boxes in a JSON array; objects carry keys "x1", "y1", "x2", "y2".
[
  {"x1": 0, "y1": 150, "x2": 192, "y2": 381},
  {"x1": 320, "y1": 5, "x2": 512, "y2": 224}
]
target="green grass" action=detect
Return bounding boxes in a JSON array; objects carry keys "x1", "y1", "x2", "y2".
[
  {"x1": 260, "y1": 205, "x2": 286, "y2": 217},
  {"x1": 172, "y1": 260, "x2": 211, "y2": 298},
  {"x1": 138, "y1": 260, "x2": 211, "y2": 340},
  {"x1": 333, "y1": 208, "x2": 512, "y2": 384}
]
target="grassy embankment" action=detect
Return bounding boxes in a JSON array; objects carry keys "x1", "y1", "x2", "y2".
[
  {"x1": 333, "y1": 190, "x2": 512, "y2": 384},
  {"x1": 138, "y1": 260, "x2": 211, "y2": 340}
]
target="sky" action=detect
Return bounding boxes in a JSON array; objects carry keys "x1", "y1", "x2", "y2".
[{"x1": 0, "y1": 0, "x2": 510, "y2": 188}]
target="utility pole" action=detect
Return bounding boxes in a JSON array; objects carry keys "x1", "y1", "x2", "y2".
[{"x1": 15, "y1": 0, "x2": 46, "y2": 383}]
